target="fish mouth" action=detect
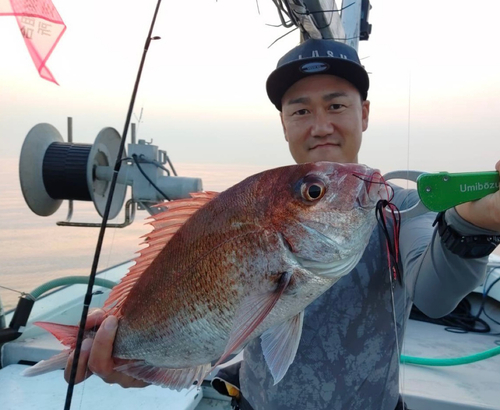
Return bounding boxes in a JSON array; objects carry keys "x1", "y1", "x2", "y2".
[{"x1": 353, "y1": 171, "x2": 391, "y2": 209}]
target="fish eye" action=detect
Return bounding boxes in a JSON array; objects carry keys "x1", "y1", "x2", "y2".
[{"x1": 301, "y1": 181, "x2": 326, "y2": 201}]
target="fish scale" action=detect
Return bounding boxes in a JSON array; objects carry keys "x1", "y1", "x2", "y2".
[{"x1": 115, "y1": 230, "x2": 289, "y2": 363}]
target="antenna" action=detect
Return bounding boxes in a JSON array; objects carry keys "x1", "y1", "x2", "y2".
[{"x1": 133, "y1": 106, "x2": 144, "y2": 122}]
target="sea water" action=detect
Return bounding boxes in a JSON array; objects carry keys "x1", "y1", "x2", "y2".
[{"x1": 0, "y1": 158, "x2": 266, "y2": 311}]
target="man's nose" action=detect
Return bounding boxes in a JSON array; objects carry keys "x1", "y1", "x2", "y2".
[{"x1": 311, "y1": 110, "x2": 334, "y2": 137}]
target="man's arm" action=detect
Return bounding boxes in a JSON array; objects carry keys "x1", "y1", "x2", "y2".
[
  {"x1": 395, "y1": 161, "x2": 500, "y2": 318},
  {"x1": 406, "y1": 207, "x2": 494, "y2": 318}
]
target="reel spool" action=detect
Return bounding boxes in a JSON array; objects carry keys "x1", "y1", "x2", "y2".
[{"x1": 19, "y1": 123, "x2": 127, "y2": 219}]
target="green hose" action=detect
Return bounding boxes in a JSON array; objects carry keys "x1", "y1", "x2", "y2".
[
  {"x1": 30, "y1": 276, "x2": 117, "y2": 299},
  {"x1": 400, "y1": 345, "x2": 500, "y2": 366}
]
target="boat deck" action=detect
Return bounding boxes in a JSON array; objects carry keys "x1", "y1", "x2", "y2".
[
  {"x1": 401, "y1": 315, "x2": 500, "y2": 410},
  {"x1": 1, "y1": 261, "x2": 499, "y2": 409}
]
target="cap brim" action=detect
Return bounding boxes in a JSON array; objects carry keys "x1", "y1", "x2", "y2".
[{"x1": 266, "y1": 57, "x2": 369, "y2": 111}]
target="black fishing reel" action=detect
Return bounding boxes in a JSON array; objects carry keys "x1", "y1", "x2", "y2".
[{"x1": 18, "y1": 119, "x2": 203, "y2": 226}]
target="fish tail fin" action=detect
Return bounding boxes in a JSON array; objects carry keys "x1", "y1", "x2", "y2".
[
  {"x1": 22, "y1": 350, "x2": 71, "y2": 376},
  {"x1": 33, "y1": 321, "x2": 79, "y2": 348},
  {"x1": 22, "y1": 321, "x2": 78, "y2": 377}
]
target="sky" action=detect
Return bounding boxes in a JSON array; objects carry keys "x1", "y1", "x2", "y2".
[
  {"x1": 1, "y1": 0, "x2": 500, "y2": 176},
  {"x1": 1, "y1": 0, "x2": 500, "y2": 310}
]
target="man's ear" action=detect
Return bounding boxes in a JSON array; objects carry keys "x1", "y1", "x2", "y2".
[
  {"x1": 361, "y1": 100, "x2": 370, "y2": 132},
  {"x1": 280, "y1": 112, "x2": 289, "y2": 141}
]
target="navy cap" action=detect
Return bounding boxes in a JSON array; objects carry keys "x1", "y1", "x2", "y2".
[{"x1": 266, "y1": 39, "x2": 369, "y2": 111}]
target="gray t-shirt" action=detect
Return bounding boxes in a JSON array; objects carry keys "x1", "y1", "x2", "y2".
[{"x1": 239, "y1": 187, "x2": 494, "y2": 410}]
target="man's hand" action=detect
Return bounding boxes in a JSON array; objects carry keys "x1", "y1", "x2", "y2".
[
  {"x1": 64, "y1": 309, "x2": 149, "y2": 388},
  {"x1": 455, "y1": 160, "x2": 500, "y2": 232}
]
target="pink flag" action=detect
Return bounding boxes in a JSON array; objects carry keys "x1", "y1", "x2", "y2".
[{"x1": 0, "y1": 0, "x2": 66, "y2": 84}]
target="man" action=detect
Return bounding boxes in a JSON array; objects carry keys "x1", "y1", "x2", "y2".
[{"x1": 65, "y1": 39, "x2": 500, "y2": 409}]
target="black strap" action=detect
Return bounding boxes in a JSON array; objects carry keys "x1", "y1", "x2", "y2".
[
  {"x1": 211, "y1": 362, "x2": 256, "y2": 410},
  {"x1": 211, "y1": 362, "x2": 242, "y2": 397}
]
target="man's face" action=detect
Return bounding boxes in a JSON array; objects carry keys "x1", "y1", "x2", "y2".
[{"x1": 280, "y1": 74, "x2": 370, "y2": 164}]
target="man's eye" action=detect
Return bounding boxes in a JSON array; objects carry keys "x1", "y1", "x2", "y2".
[
  {"x1": 293, "y1": 109, "x2": 309, "y2": 116},
  {"x1": 330, "y1": 104, "x2": 345, "y2": 110}
]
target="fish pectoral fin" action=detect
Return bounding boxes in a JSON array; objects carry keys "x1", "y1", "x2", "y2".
[
  {"x1": 115, "y1": 361, "x2": 211, "y2": 391},
  {"x1": 260, "y1": 311, "x2": 304, "y2": 385},
  {"x1": 213, "y1": 272, "x2": 293, "y2": 369}
]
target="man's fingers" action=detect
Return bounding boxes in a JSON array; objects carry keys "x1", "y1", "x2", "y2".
[
  {"x1": 84, "y1": 309, "x2": 105, "y2": 330},
  {"x1": 87, "y1": 316, "x2": 118, "y2": 379},
  {"x1": 64, "y1": 309, "x2": 103, "y2": 385},
  {"x1": 64, "y1": 338, "x2": 94, "y2": 384},
  {"x1": 86, "y1": 316, "x2": 149, "y2": 388},
  {"x1": 67, "y1": 314, "x2": 149, "y2": 388}
]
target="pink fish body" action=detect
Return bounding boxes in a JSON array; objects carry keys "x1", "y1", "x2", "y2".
[{"x1": 25, "y1": 162, "x2": 387, "y2": 390}]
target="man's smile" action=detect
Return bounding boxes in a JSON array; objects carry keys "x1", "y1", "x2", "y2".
[{"x1": 310, "y1": 142, "x2": 341, "y2": 151}]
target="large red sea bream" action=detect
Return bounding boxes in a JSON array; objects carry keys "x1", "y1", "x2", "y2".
[{"x1": 24, "y1": 162, "x2": 387, "y2": 390}]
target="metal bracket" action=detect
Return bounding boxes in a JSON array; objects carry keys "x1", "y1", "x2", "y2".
[{"x1": 56, "y1": 199, "x2": 136, "y2": 228}]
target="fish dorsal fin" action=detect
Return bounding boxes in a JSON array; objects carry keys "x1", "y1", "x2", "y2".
[
  {"x1": 260, "y1": 311, "x2": 304, "y2": 385},
  {"x1": 104, "y1": 191, "x2": 218, "y2": 317}
]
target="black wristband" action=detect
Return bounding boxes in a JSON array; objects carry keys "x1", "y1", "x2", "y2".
[{"x1": 433, "y1": 211, "x2": 500, "y2": 259}]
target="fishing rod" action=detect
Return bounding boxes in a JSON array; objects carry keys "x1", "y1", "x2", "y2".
[{"x1": 63, "y1": 1, "x2": 163, "y2": 408}]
